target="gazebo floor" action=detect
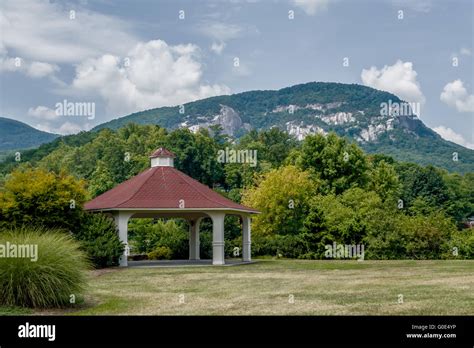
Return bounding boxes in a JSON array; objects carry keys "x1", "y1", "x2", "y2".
[{"x1": 127, "y1": 259, "x2": 257, "y2": 268}]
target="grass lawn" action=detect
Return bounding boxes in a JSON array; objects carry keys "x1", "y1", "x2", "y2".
[{"x1": 3, "y1": 259, "x2": 474, "y2": 315}]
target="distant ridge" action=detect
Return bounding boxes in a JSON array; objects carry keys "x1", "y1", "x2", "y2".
[
  {"x1": 92, "y1": 82, "x2": 474, "y2": 173},
  {"x1": 0, "y1": 117, "x2": 59, "y2": 150}
]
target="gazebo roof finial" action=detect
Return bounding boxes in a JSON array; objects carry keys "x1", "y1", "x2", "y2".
[{"x1": 149, "y1": 147, "x2": 176, "y2": 159}]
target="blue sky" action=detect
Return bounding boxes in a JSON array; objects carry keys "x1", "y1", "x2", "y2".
[{"x1": 0, "y1": 0, "x2": 472, "y2": 148}]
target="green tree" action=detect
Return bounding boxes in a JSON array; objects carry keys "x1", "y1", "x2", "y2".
[
  {"x1": 397, "y1": 163, "x2": 450, "y2": 211},
  {"x1": 302, "y1": 188, "x2": 382, "y2": 258},
  {"x1": 298, "y1": 133, "x2": 368, "y2": 194},
  {"x1": 442, "y1": 172, "x2": 474, "y2": 227},
  {"x1": 368, "y1": 160, "x2": 400, "y2": 202},
  {"x1": 241, "y1": 165, "x2": 317, "y2": 236},
  {"x1": 165, "y1": 128, "x2": 225, "y2": 186},
  {"x1": 239, "y1": 128, "x2": 298, "y2": 168},
  {"x1": 75, "y1": 213, "x2": 124, "y2": 268}
]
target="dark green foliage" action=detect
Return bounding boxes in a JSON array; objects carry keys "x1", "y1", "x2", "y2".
[
  {"x1": 362, "y1": 130, "x2": 474, "y2": 174},
  {"x1": 75, "y1": 213, "x2": 124, "y2": 268},
  {"x1": 0, "y1": 129, "x2": 96, "y2": 174},
  {"x1": 129, "y1": 219, "x2": 189, "y2": 259},
  {"x1": 441, "y1": 172, "x2": 474, "y2": 227},
  {"x1": 251, "y1": 234, "x2": 307, "y2": 259},
  {"x1": 368, "y1": 160, "x2": 400, "y2": 201},
  {"x1": 396, "y1": 163, "x2": 451, "y2": 213},
  {"x1": 197, "y1": 218, "x2": 213, "y2": 259},
  {"x1": 299, "y1": 133, "x2": 368, "y2": 194},
  {"x1": 239, "y1": 128, "x2": 298, "y2": 168},
  {"x1": 364, "y1": 211, "x2": 456, "y2": 259},
  {"x1": 166, "y1": 128, "x2": 225, "y2": 186}
]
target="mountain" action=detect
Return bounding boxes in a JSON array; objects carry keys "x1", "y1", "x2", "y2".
[
  {"x1": 94, "y1": 82, "x2": 474, "y2": 173},
  {"x1": 0, "y1": 117, "x2": 59, "y2": 151}
]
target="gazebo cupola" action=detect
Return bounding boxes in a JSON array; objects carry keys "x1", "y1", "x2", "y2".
[{"x1": 150, "y1": 147, "x2": 176, "y2": 167}]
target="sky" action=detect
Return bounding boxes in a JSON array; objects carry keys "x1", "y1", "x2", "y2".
[{"x1": 0, "y1": 0, "x2": 473, "y2": 148}]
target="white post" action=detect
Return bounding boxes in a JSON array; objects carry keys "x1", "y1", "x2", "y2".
[
  {"x1": 242, "y1": 215, "x2": 251, "y2": 262},
  {"x1": 113, "y1": 211, "x2": 133, "y2": 267},
  {"x1": 208, "y1": 213, "x2": 225, "y2": 265},
  {"x1": 189, "y1": 218, "x2": 201, "y2": 260}
]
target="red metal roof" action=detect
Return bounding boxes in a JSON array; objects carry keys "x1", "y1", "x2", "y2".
[
  {"x1": 84, "y1": 165, "x2": 258, "y2": 213},
  {"x1": 149, "y1": 147, "x2": 176, "y2": 158}
]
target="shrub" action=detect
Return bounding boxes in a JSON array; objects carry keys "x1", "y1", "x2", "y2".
[
  {"x1": 364, "y1": 211, "x2": 456, "y2": 259},
  {"x1": 0, "y1": 226, "x2": 90, "y2": 308},
  {"x1": 148, "y1": 246, "x2": 172, "y2": 260},
  {"x1": 75, "y1": 213, "x2": 124, "y2": 268},
  {"x1": 0, "y1": 167, "x2": 87, "y2": 231},
  {"x1": 251, "y1": 234, "x2": 307, "y2": 258},
  {"x1": 129, "y1": 219, "x2": 188, "y2": 258},
  {"x1": 198, "y1": 228, "x2": 213, "y2": 259},
  {"x1": 444, "y1": 229, "x2": 474, "y2": 259}
]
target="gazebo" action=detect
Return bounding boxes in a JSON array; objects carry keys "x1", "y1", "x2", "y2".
[{"x1": 84, "y1": 148, "x2": 259, "y2": 266}]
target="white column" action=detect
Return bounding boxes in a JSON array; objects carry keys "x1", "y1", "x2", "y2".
[
  {"x1": 242, "y1": 215, "x2": 251, "y2": 262},
  {"x1": 189, "y1": 218, "x2": 201, "y2": 260},
  {"x1": 113, "y1": 211, "x2": 133, "y2": 267},
  {"x1": 208, "y1": 213, "x2": 225, "y2": 265}
]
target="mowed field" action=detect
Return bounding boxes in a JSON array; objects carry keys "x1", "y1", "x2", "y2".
[{"x1": 4, "y1": 260, "x2": 474, "y2": 315}]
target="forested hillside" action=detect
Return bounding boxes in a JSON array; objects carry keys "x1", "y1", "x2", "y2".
[{"x1": 93, "y1": 82, "x2": 474, "y2": 173}]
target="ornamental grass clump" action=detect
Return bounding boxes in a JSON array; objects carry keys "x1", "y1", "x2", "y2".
[{"x1": 0, "y1": 226, "x2": 90, "y2": 308}]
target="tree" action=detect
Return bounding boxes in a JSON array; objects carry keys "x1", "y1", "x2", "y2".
[
  {"x1": 165, "y1": 128, "x2": 225, "y2": 186},
  {"x1": 368, "y1": 160, "x2": 400, "y2": 202},
  {"x1": 75, "y1": 213, "x2": 124, "y2": 268},
  {"x1": 239, "y1": 128, "x2": 298, "y2": 168},
  {"x1": 441, "y1": 172, "x2": 474, "y2": 227},
  {"x1": 88, "y1": 160, "x2": 116, "y2": 196},
  {"x1": 302, "y1": 188, "x2": 382, "y2": 258},
  {"x1": 298, "y1": 133, "x2": 368, "y2": 194},
  {"x1": 397, "y1": 163, "x2": 449, "y2": 210},
  {"x1": 241, "y1": 165, "x2": 317, "y2": 236}
]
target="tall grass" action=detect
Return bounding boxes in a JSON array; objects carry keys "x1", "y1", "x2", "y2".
[{"x1": 0, "y1": 226, "x2": 90, "y2": 308}]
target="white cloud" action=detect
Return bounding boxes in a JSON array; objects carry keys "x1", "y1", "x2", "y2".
[
  {"x1": 440, "y1": 79, "x2": 474, "y2": 113},
  {"x1": 460, "y1": 47, "x2": 471, "y2": 56},
  {"x1": 28, "y1": 106, "x2": 58, "y2": 121},
  {"x1": 199, "y1": 22, "x2": 244, "y2": 42},
  {"x1": 291, "y1": 0, "x2": 330, "y2": 15},
  {"x1": 70, "y1": 40, "x2": 230, "y2": 116},
  {"x1": 0, "y1": 56, "x2": 19, "y2": 72},
  {"x1": 361, "y1": 60, "x2": 425, "y2": 104},
  {"x1": 30, "y1": 106, "x2": 93, "y2": 135},
  {"x1": 35, "y1": 121, "x2": 92, "y2": 135},
  {"x1": 391, "y1": 0, "x2": 431, "y2": 13},
  {"x1": 26, "y1": 61, "x2": 59, "y2": 78},
  {"x1": 211, "y1": 42, "x2": 226, "y2": 55},
  {"x1": 0, "y1": 0, "x2": 135, "y2": 63},
  {"x1": 433, "y1": 126, "x2": 474, "y2": 149},
  {"x1": 0, "y1": 54, "x2": 59, "y2": 78},
  {"x1": 57, "y1": 122, "x2": 91, "y2": 135},
  {"x1": 198, "y1": 21, "x2": 257, "y2": 54}
]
